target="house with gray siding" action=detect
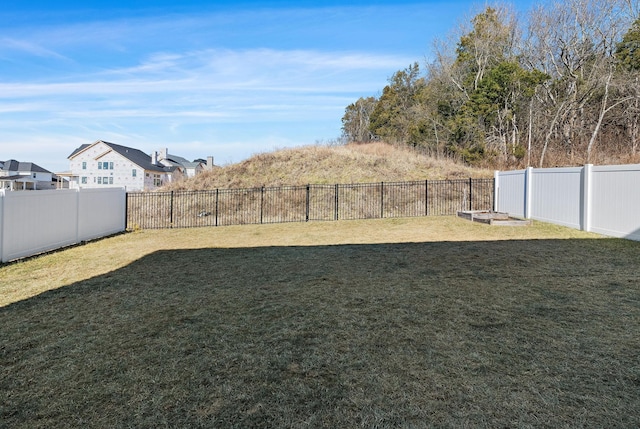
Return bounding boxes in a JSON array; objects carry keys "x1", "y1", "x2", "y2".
[{"x1": 0, "y1": 159, "x2": 56, "y2": 190}]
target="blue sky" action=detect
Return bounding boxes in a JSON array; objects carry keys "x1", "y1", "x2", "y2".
[{"x1": 1, "y1": 0, "x2": 538, "y2": 173}]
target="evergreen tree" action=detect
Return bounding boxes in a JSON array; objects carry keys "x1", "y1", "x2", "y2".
[{"x1": 369, "y1": 63, "x2": 425, "y2": 145}]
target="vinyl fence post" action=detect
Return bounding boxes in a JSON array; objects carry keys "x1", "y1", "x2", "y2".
[
  {"x1": 0, "y1": 190, "x2": 5, "y2": 263},
  {"x1": 582, "y1": 164, "x2": 593, "y2": 232},
  {"x1": 524, "y1": 167, "x2": 533, "y2": 219},
  {"x1": 124, "y1": 191, "x2": 129, "y2": 230},
  {"x1": 493, "y1": 171, "x2": 499, "y2": 212},
  {"x1": 75, "y1": 188, "x2": 81, "y2": 243}
]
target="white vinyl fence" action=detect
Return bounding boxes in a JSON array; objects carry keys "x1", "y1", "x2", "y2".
[
  {"x1": 495, "y1": 164, "x2": 640, "y2": 241},
  {"x1": 0, "y1": 188, "x2": 126, "y2": 263}
]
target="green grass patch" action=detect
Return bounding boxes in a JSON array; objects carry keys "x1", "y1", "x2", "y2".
[{"x1": 1, "y1": 218, "x2": 639, "y2": 427}]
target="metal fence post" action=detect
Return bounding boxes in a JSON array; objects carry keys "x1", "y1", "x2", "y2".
[
  {"x1": 305, "y1": 185, "x2": 310, "y2": 222},
  {"x1": 169, "y1": 191, "x2": 174, "y2": 228},
  {"x1": 260, "y1": 186, "x2": 264, "y2": 224},
  {"x1": 334, "y1": 184, "x2": 339, "y2": 221},
  {"x1": 380, "y1": 182, "x2": 384, "y2": 218},
  {"x1": 124, "y1": 192, "x2": 129, "y2": 230},
  {"x1": 469, "y1": 178, "x2": 473, "y2": 211},
  {"x1": 425, "y1": 179, "x2": 429, "y2": 216},
  {"x1": 215, "y1": 188, "x2": 219, "y2": 227}
]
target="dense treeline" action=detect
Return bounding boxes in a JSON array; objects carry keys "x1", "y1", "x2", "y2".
[{"x1": 341, "y1": 0, "x2": 640, "y2": 167}]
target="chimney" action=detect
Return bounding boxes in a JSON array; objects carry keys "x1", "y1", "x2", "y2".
[
  {"x1": 159, "y1": 148, "x2": 168, "y2": 161},
  {"x1": 151, "y1": 151, "x2": 157, "y2": 165},
  {"x1": 207, "y1": 156, "x2": 214, "y2": 170}
]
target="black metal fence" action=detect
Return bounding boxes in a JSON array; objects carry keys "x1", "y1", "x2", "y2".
[{"x1": 126, "y1": 178, "x2": 494, "y2": 229}]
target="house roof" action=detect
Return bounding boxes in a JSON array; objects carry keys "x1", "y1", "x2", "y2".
[
  {"x1": 67, "y1": 144, "x2": 90, "y2": 158},
  {"x1": 0, "y1": 159, "x2": 52, "y2": 174},
  {"x1": 165, "y1": 154, "x2": 202, "y2": 169},
  {"x1": 68, "y1": 140, "x2": 175, "y2": 173}
]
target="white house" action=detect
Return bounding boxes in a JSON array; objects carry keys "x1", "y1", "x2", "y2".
[
  {"x1": 0, "y1": 160, "x2": 57, "y2": 190},
  {"x1": 66, "y1": 140, "x2": 213, "y2": 192}
]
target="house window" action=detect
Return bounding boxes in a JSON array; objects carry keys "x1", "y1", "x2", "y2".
[
  {"x1": 82, "y1": 162, "x2": 87, "y2": 170},
  {"x1": 103, "y1": 162, "x2": 109, "y2": 170},
  {"x1": 132, "y1": 169, "x2": 137, "y2": 177},
  {"x1": 97, "y1": 177, "x2": 102, "y2": 184},
  {"x1": 32, "y1": 173, "x2": 36, "y2": 178},
  {"x1": 153, "y1": 174, "x2": 162, "y2": 187},
  {"x1": 109, "y1": 162, "x2": 114, "y2": 170},
  {"x1": 98, "y1": 163, "x2": 102, "y2": 170},
  {"x1": 109, "y1": 177, "x2": 113, "y2": 185},
  {"x1": 81, "y1": 177, "x2": 87, "y2": 184},
  {"x1": 103, "y1": 177, "x2": 108, "y2": 184}
]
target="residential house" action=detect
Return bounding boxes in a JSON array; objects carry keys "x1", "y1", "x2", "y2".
[
  {"x1": 152, "y1": 148, "x2": 214, "y2": 178},
  {"x1": 67, "y1": 140, "x2": 213, "y2": 192},
  {"x1": 0, "y1": 159, "x2": 57, "y2": 191}
]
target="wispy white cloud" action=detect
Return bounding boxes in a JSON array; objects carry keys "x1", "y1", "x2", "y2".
[
  {"x1": 0, "y1": 48, "x2": 409, "y2": 99},
  {"x1": 0, "y1": 2, "x2": 442, "y2": 171},
  {"x1": 0, "y1": 38, "x2": 70, "y2": 60}
]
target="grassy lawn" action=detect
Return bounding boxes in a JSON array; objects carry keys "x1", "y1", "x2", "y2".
[{"x1": 1, "y1": 217, "x2": 639, "y2": 428}]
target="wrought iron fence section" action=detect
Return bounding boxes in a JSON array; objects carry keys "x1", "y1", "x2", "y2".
[
  {"x1": 127, "y1": 191, "x2": 172, "y2": 229},
  {"x1": 307, "y1": 184, "x2": 338, "y2": 221},
  {"x1": 261, "y1": 186, "x2": 307, "y2": 224},
  {"x1": 470, "y1": 178, "x2": 494, "y2": 212},
  {"x1": 126, "y1": 178, "x2": 494, "y2": 229},
  {"x1": 383, "y1": 181, "x2": 425, "y2": 218},
  {"x1": 338, "y1": 182, "x2": 382, "y2": 220},
  {"x1": 216, "y1": 187, "x2": 261, "y2": 226}
]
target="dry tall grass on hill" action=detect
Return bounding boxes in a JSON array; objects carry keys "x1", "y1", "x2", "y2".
[{"x1": 165, "y1": 142, "x2": 493, "y2": 191}]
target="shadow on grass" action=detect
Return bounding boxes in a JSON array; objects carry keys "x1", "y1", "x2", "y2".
[{"x1": 1, "y1": 239, "x2": 639, "y2": 428}]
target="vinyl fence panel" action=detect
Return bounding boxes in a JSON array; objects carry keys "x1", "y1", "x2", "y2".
[
  {"x1": 495, "y1": 169, "x2": 526, "y2": 218},
  {"x1": 0, "y1": 188, "x2": 126, "y2": 263},
  {"x1": 78, "y1": 188, "x2": 127, "y2": 241},
  {"x1": 530, "y1": 167, "x2": 583, "y2": 229},
  {"x1": 1, "y1": 190, "x2": 78, "y2": 262},
  {"x1": 590, "y1": 165, "x2": 640, "y2": 240},
  {"x1": 496, "y1": 164, "x2": 640, "y2": 241}
]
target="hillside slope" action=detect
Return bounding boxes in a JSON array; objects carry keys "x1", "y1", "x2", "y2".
[{"x1": 164, "y1": 142, "x2": 493, "y2": 190}]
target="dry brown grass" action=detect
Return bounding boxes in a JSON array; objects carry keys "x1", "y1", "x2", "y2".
[
  {"x1": 2, "y1": 218, "x2": 639, "y2": 428},
  {"x1": 165, "y1": 142, "x2": 493, "y2": 190}
]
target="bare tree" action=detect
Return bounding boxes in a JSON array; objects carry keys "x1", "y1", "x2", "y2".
[
  {"x1": 615, "y1": 14, "x2": 640, "y2": 157},
  {"x1": 341, "y1": 97, "x2": 377, "y2": 143},
  {"x1": 524, "y1": 0, "x2": 635, "y2": 165}
]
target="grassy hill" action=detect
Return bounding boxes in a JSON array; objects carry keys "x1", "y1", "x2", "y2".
[{"x1": 164, "y1": 142, "x2": 493, "y2": 191}]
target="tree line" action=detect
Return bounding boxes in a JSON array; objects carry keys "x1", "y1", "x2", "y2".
[{"x1": 341, "y1": 0, "x2": 640, "y2": 168}]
